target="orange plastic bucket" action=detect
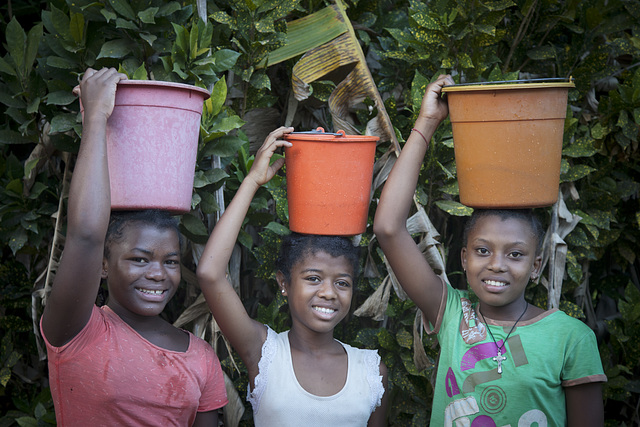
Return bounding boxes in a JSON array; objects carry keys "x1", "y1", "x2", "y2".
[
  {"x1": 284, "y1": 128, "x2": 379, "y2": 235},
  {"x1": 82, "y1": 80, "x2": 210, "y2": 213},
  {"x1": 442, "y1": 79, "x2": 574, "y2": 208}
]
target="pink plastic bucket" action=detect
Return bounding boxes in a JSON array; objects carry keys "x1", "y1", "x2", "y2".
[{"x1": 98, "y1": 80, "x2": 209, "y2": 213}]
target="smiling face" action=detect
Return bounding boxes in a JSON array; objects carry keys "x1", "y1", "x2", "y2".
[
  {"x1": 102, "y1": 222, "x2": 181, "y2": 322},
  {"x1": 278, "y1": 250, "x2": 354, "y2": 336},
  {"x1": 461, "y1": 214, "x2": 542, "y2": 320}
]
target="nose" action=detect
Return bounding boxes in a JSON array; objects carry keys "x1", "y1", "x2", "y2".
[
  {"x1": 145, "y1": 261, "x2": 166, "y2": 281},
  {"x1": 487, "y1": 254, "x2": 506, "y2": 272},
  {"x1": 317, "y1": 280, "x2": 337, "y2": 299}
]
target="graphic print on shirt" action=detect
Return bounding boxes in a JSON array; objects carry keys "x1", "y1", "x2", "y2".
[{"x1": 443, "y1": 298, "x2": 547, "y2": 427}]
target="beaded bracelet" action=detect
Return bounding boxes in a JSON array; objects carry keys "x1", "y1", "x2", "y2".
[{"x1": 411, "y1": 128, "x2": 429, "y2": 147}]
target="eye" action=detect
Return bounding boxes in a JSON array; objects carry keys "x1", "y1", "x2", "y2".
[
  {"x1": 130, "y1": 257, "x2": 148, "y2": 263},
  {"x1": 336, "y1": 280, "x2": 351, "y2": 288},
  {"x1": 475, "y1": 247, "x2": 489, "y2": 255},
  {"x1": 165, "y1": 259, "x2": 180, "y2": 266},
  {"x1": 305, "y1": 276, "x2": 321, "y2": 283},
  {"x1": 508, "y1": 251, "x2": 524, "y2": 259}
]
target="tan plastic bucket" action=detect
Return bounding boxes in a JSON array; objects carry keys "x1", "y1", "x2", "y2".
[
  {"x1": 284, "y1": 128, "x2": 379, "y2": 236},
  {"x1": 442, "y1": 80, "x2": 574, "y2": 208}
]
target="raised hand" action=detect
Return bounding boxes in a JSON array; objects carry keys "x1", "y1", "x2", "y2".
[
  {"x1": 74, "y1": 68, "x2": 127, "y2": 122},
  {"x1": 246, "y1": 126, "x2": 294, "y2": 187}
]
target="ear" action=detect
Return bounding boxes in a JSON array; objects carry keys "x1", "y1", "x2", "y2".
[
  {"x1": 101, "y1": 258, "x2": 109, "y2": 280},
  {"x1": 276, "y1": 270, "x2": 288, "y2": 296},
  {"x1": 460, "y1": 247, "x2": 468, "y2": 272},
  {"x1": 530, "y1": 255, "x2": 542, "y2": 280}
]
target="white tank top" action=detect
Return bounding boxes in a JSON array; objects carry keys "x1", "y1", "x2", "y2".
[{"x1": 247, "y1": 327, "x2": 384, "y2": 426}]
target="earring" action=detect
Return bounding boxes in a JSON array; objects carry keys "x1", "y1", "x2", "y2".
[{"x1": 281, "y1": 289, "x2": 285, "y2": 294}]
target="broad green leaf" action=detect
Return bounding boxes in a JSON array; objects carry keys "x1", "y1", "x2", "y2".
[
  {"x1": 101, "y1": 9, "x2": 117, "y2": 22},
  {"x1": 8, "y1": 229, "x2": 28, "y2": 255},
  {"x1": 0, "y1": 130, "x2": 32, "y2": 145},
  {"x1": 527, "y1": 45, "x2": 556, "y2": 60},
  {"x1": 6, "y1": 18, "x2": 26, "y2": 71},
  {"x1": 474, "y1": 24, "x2": 496, "y2": 36},
  {"x1": 69, "y1": 13, "x2": 84, "y2": 44},
  {"x1": 617, "y1": 110, "x2": 637, "y2": 141},
  {"x1": 411, "y1": 71, "x2": 429, "y2": 111},
  {"x1": 202, "y1": 135, "x2": 245, "y2": 157},
  {"x1": 49, "y1": 113, "x2": 78, "y2": 133},
  {"x1": 158, "y1": 2, "x2": 182, "y2": 17},
  {"x1": 193, "y1": 168, "x2": 228, "y2": 188},
  {"x1": 210, "y1": 11, "x2": 236, "y2": 28},
  {"x1": 51, "y1": 5, "x2": 71, "y2": 39},
  {"x1": 212, "y1": 49, "x2": 241, "y2": 73},
  {"x1": 483, "y1": 0, "x2": 517, "y2": 11},
  {"x1": 217, "y1": 116, "x2": 246, "y2": 133},
  {"x1": 435, "y1": 200, "x2": 473, "y2": 216},
  {"x1": 26, "y1": 97, "x2": 40, "y2": 114},
  {"x1": 250, "y1": 73, "x2": 271, "y2": 90},
  {"x1": 412, "y1": 11, "x2": 442, "y2": 31},
  {"x1": 181, "y1": 214, "x2": 208, "y2": 237},
  {"x1": 562, "y1": 136, "x2": 598, "y2": 157},
  {"x1": 96, "y1": 39, "x2": 132, "y2": 59},
  {"x1": 139, "y1": 33, "x2": 157, "y2": 47},
  {"x1": 396, "y1": 329, "x2": 413, "y2": 349},
  {"x1": 115, "y1": 18, "x2": 138, "y2": 31},
  {"x1": 265, "y1": 221, "x2": 290, "y2": 236},
  {"x1": 46, "y1": 91, "x2": 77, "y2": 106},
  {"x1": 458, "y1": 53, "x2": 474, "y2": 68},
  {"x1": 15, "y1": 417, "x2": 38, "y2": 427},
  {"x1": 197, "y1": 191, "x2": 220, "y2": 214},
  {"x1": 132, "y1": 64, "x2": 148, "y2": 80},
  {"x1": 560, "y1": 164, "x2": 596, "y2": 182},
  {"x1": 0, "y1": 56, "x2": 17, "y2": 76},
  {"x1": 207, "y1": 77, "x2": 227, "y2": 116},
  {"x1": 138, "y1": 7, "x2": 159, "y2": 24},
  {"x1": 108, "y1": 0, "x2": 136, "y2": 20},
  {"x1": 47, "y1": 56, "x2": 77, "y2": 69},
  {"x1": 24, "y1": 24, "x2": 43, "y2": 76},
  {"x1": 590, "y1": 122, "x2": 609, "y2": 139}
]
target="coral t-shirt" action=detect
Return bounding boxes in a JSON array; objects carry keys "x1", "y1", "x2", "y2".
[{"x1": 41, "y1": 305, "x2": 228, "y2": 426}]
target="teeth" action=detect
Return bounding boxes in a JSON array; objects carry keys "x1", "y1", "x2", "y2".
[
  {"x1": 313, "y1": 306, "x2": 336, "y2": 314},
  {"x1": 484, "y1": 280, "x2": 507, "y2": 287},
  {"x1": 138, "y1": 288, "x2": 164, "y2": 295}
]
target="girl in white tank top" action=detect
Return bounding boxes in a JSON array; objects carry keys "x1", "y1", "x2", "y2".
[{"x1": 198, "y1": 127, "x2": 388, "y2": 426}]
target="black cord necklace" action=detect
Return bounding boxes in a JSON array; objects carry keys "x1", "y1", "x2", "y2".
[{"x1": 479, "y1": 302, "x2": 528, "y2": 374}]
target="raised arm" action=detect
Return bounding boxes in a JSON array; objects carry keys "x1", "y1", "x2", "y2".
[
  {"x1": 197, "y1": 127, "x2": 293, "y2": 375},
  {"x1": 41, "y1": 68, "x2": 127, "y2": 346},
  {"x1": 373, "y1": 74, "x2": 453, "y2": 328}
]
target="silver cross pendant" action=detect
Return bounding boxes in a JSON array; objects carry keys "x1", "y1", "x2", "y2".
[{"x1": 493, "y1": 350, "x2": 507, "y2": 374}]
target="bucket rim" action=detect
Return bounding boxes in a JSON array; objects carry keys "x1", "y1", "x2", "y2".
[
  {"x1": 117, "y1": 80, "x2": 211, "y2": 99},
  {"x1": 284, "y1": 127, "x2": 379, "y2": 142},
  {"x1": 442, "y1": 78, "x2": 575, "y2": 93}
]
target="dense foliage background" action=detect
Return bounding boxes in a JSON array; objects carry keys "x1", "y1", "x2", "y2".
[{"x1": 1, "y1": 0, "x2": 639, "y2": 425}]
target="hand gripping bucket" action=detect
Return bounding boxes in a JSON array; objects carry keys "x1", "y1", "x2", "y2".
[
  {"x1": 442, "y1": 78, "x2": 574, "y2": 208},
  {"x1": 284, "y1": 128, "x2": 379, "y2": 236},
  {"x1": 83, "y1": 80, "x2": 210, "y2": 213}
]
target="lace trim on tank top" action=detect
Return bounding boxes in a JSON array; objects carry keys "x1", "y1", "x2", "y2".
[
  {"x1": 364, "y1": 349, "x2": 384, "y2": 412},
  {"x1": 246, "y1": 326, "x2": 277, "y2": 411}
]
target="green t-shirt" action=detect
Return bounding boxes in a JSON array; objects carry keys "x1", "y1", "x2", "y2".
[{"x1": 430, "y1": 285, "x2": 606, "y2": 426}]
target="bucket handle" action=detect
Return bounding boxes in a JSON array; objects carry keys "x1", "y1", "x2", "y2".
[{"x1": 290, "y1": 127, "x2": 346, "y2": 136}]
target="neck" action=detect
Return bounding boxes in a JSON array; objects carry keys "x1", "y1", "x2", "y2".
[
  {"x1": 478, "y1": 299, "x2": 529, "y2": 322},
  {"x1": 288, "y1": 326, "x2": 338, "y2": 355}
]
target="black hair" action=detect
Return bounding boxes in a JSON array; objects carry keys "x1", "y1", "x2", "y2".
[
  {"x1": 275, "y1": 233, "x2": 361, "y2": 282},
  {"x1": 103, "y1": 209, "x2": 182, "y2": 259},
  {"x1": 462, "y1": 209, "x2": 545, "y2": 254}
]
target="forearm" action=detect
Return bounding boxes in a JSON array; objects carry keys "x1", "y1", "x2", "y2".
[
  {"x1": 374, "y1": 117, "x2": 440, "y2": 236},
  {"x1": 197, "y1": 176, "x2": 260, "y2": 283},
  {"x1": 66, "y1": 118, "x2": 111, "y2": 240}
]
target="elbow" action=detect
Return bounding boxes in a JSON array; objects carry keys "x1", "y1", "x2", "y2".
[{"x1": 373, "y1": 212, "x2": 401, "y2": 242}]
